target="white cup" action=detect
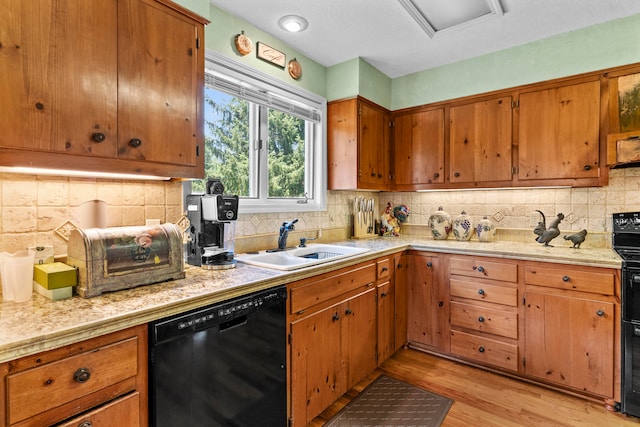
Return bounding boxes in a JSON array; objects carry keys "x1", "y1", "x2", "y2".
[{"x1": 0, "y1": 250, "x2": 36, "y2": 303}]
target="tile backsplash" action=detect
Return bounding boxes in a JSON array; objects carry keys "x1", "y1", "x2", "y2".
[{"x1": 1, "y1": 168, "x2": 639, "y2": 256}]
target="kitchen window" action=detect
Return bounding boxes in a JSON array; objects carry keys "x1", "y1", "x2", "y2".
[{"x1": 185, "y1": 51, "x2": 327, "y2": 213}]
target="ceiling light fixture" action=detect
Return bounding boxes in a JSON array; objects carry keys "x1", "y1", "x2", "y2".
[{"x1": 278, "y1": 15, "x2": 308, "y2": 33}]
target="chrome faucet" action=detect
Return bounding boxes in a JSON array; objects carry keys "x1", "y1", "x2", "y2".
[{"x1": 278, "y1": 219, "x2": 298, "y2": 250}]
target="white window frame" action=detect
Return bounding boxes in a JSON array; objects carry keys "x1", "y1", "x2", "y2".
[{"x1": 185, "y1": 50, "x2": 327, "y2": 214}]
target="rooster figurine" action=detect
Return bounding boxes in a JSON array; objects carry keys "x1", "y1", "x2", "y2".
[
  {"x1": 534, "y1": 212, "x2": 565, "y2": 247},
  {"x1": 563, "y1": 229, "x2": 588, "y2": 249}
]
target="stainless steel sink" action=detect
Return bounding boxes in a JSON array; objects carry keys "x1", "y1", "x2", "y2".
[{"x1": 235, "y1": 244, "x2": 369, "y2": 271}]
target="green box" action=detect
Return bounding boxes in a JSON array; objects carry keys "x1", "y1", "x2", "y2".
[{"x1": 33, "y1": 262, "x2": 77, "y2": 290}]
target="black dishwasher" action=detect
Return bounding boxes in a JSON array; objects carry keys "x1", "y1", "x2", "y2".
[{"x1": 148, "y1": 285, "x2": 287, "y2": 426}]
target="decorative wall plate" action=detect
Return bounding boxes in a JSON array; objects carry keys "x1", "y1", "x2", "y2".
[
  {"x1": 288, "y1": 58, "x2": 302, "y2": 80},
  {"x1": 234, "y1": 31, "x2": 252, "y2": 56}
]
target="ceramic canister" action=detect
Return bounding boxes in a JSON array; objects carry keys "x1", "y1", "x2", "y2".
[
  {"x1": 476, "y1": 216, "x2": 496, "y2": 242},
  {"x1": 428, "y1": 206, "x2": 452, "y2": 240},
  {"x1": 452, "y1": 211, "x2": 474, "y2": 241}
]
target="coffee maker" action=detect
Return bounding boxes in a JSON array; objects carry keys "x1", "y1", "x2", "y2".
[{"x1": 186, "y1": 179, "x2": 239, "y2": 269}]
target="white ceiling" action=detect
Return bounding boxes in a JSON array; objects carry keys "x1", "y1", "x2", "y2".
[{"x1": 209, "y1": 0, "x2": 640, "y2": 78}]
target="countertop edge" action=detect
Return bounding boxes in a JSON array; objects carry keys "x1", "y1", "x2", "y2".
[{"x1": 0, "y1": 239, "x2": 621, "y2": 363}]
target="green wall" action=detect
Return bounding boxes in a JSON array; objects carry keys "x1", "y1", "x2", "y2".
[
  {"x1": 173, "y1": 2, "x2": 639, "y2": 111},
  {"x1": 175, "y1": 1, "x2": 327, "y2": 97},
  {"x1": 391, "y1": 13, "x2": 640, "y2": 110}
]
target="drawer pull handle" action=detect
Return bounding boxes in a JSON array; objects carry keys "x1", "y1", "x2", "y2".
[
  {"x1": 78, "y1": 422, "x2": 93, "y2": 427},
  {"x1": 129, "y1": 138, "x2": 142, "y2": 148},
  {"x1": 562, "y1": 275, "x2": 570, "y2": 282},
  {"x1": 478, "y1": 289, "x2": 485, "y2": 296},
  {"x1": 381, "y1": 267, "x2": 389, "y2": 272},
  {"x1": 596, "y1": 309, "x2": 605, "y2": 317},
  {"x1": 345, "y1": 308, "x2": 353, "y2": 315},
  {"x1": 73, "y1": 368, "x2": 91, "y2": 383},
  {"x1": 478, "y1": 346, "x2": 485, "y2": 353},
  {"x1": 426, "y1": 262, "x2": 433, "y2": 268},
  {"x1": 478, "y1": 316, "x2": 485, "y2": 323},
  {"x1": 332, "y1": 313, "x2": 340, "y2": 322},
  {"x1": 380, "y1": 292, "x2": 388, "y2": 298},
  {"x1": 476, "y1": 266, "x2": 485, "y2": 273}
]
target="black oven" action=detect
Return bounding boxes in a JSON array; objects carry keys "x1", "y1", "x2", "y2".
[{"x1": 613, "y1": 212, "x2": 640, "y2": 417}]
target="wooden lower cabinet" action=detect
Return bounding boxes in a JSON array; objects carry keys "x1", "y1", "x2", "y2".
[
  {"x1": 0, "y1": 325, "x2": 147, "y2": 427},
  {"x1": 523, "y1": 262, "x2": 618, "y2": 398},
  {"x1": 448, "y1": 256, "x2": 519, "y2": 372},
  {"x1": 377, "y1": 280, "x2": 395, "y2": 364},
  {"x1": 405, "y1": 253, "x2": 620, "y2": 402},
  {"x1": 394, "y1": 253, "x2": 408, "y2": 352},
  {"x1": 288, "y1": 261, "x2": 377, "y2": 427},
  {"x1": 407, "y1": 252, "x2": 448, "y2": 351}
]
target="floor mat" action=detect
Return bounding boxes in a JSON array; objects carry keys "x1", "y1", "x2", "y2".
[{"x1": 325, "y1": 375, "x2": 453, "y2": 427}]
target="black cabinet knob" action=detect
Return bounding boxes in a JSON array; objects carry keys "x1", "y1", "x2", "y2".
[
  {"x1": 345, "y1": 308, "x2": 352, "y2": 315},
  {"x1": 78, "y1": 422, "x2": 93, "y2": 427},
  {"x1": 478, "y1": 346, "x2": 485, "y2": 353},
  {"x1": 381, "y1": 292, "x2": 387, "y2": 298},
  {"x1": 562, "y1": 275, "x2": 570, "y2": 282},
  {"x1": 73, "y1": 367, "x2": 91, "y2": 383},
  {"x1": 129, "y1": 138, "x2": 142, "y2": 148},
  {"x1": 478, "y1": 316, "x2": 485, "y2": 323},
  {"x1": 332, "y1": 313, "x2": 340, "y2": 322},
  {"x1": 478, "y1": 289, "x2": 485, "y2": 296},
  {"x1": 92, "y1": 132, "x2": 105, "y2": 143},
  {"x1": 434, "y1": 173, "x2": 439, "y2": 178},
  {"x1": 426, "y1": 262, "x2": 433, "y2": 267},
  {"x1": 454, "y1": 172, "x2": 460, "y2": 177},
  {"x1": 584, "y1": 165, "x2": 592, "y2": 171},
  {"x1": 596, "y1": 309, "x2": 605, "y2": 317},
  {"x1": 477, "y1": 266, "x2": 485, "y2": 273}
]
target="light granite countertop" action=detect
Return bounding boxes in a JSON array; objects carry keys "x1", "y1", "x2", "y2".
[{"x1": 0, "y1": 237, "x2": 621, "y2": 364}]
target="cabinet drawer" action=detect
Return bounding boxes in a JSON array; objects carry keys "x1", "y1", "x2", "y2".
[
  {"x1": 57, "y1": 391, "x2": 140, "y2": 427},
  {"x1": 450, "y1": 278, "x2": 517, "y2": 306},
  {"x1": 451, "y1": 329, "x2": 518, "y2": 371},
  {"x1": 450, "y1": 301, "x2": 517, "y2": 339},
  {"x1": 377, "y1": 258, "x2": 391, "y2": 280},
  {"x1": 290, "y1": 263, "x2": 376, "y2": 314},
  {"x1": 524, "y1": 265, "x2": 615, "y2": 295},
  {"x1": 7, "y1": 337, "x2": 138, "y2": 425},
  {"x1": 450, "y1": 257, "x2": 517, "y2": 283}
]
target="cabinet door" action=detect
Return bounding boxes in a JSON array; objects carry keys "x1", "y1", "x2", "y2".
[
  {"x1": 117, "y1": 0, "x2": 200, "y2": 167},
  {"x1": 449, "y1": 96, "x2": 513, "y2": 183},
  {"x1": 393, "y1": 109, "x2": 445, "y2": 187},
  {"x1": 407, "y1": 254, "x2": 445, "y2": 350},
  {"x1": 290, "y1": 303, "x2": 343, "y2": 426},
  {"x1": 358, "y1": 101, "x2": 389, "y2": 189},
  {"x1": 518, "y1": 80, "x2": 600, "y2": 181},
  {"x1": 0, "y1": 0, "x2": 118, "y2": 156},
  {"x1": 394, "y1": 253, "x2": 408, "y2": 351},
  {"x1": 377, "y1": 281, "x2": 395, "y2": 364},
  {"x1": 524, "y1": 291, "x2": 614, "y2": 397},
  {"x1": 343, "y1": 287, "x2": 378, "y2": 388}
]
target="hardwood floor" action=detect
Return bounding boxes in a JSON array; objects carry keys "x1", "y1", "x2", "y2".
[{"x1": 309, "y1": 348, "x2": 640, "y2": 426}]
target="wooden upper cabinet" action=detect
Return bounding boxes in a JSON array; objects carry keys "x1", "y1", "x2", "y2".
[
  {"x1": 328, "y1": 97, "x2": 390, "y2": 190},
  {"x1": 449, "y1": 96, "x2": 513, "y2": 184},
  {"x1": 517, "y1": 79, "x2": 601, "y2": 183},
  {"x1": 392, "y1": 108, "x2": 445, "y2": 189},
  {"x1": 117, "y1": 0, "x2": 200, "y2": 167},
  {"x1": 0, "y1": 0, "x2": 207, "y2": 178},
  {"x1": 0, "y1": 0, "x2": 118, "y2": 157}
]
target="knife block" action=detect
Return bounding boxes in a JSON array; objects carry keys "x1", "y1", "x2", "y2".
[{"x1": 353, "y1": 214, "x2": 377, "y2": 239}]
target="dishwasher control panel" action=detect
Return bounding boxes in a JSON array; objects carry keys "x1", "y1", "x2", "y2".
[{"x1": 151, "y1": 286, "x2": 287, "y2": 344}]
